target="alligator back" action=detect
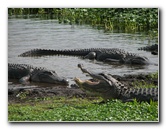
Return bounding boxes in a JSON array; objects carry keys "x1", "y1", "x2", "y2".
[
  {"x1": 8, "y1": 63, "x2": 69, "y2": 85},
  {"x1": 18, "y1": 48, "x2": 135, "y2": 57},
  {"x1": 8, "y1": 63, "x2": 32, "y2": 79},
  {"x1": 138, "y1": 44, "x2": 158, "y2": 51},
  {"x1": 19, "y1": 48, "x2": 101, "y2": 57},
  {"x1": 120, "y1": 87, "x2": 158, "y2": 102}
]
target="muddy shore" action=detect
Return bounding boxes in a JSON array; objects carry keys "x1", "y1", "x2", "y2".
[{"x1": 8, "y1": 73, "x2": 158, "y2": 104}]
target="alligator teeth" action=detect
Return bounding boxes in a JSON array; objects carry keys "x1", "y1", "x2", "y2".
[
  {"x1": 74, "y1": 77, "x2": 100, "y2": 85},
  {"x1": 85, "y1": 80, "x2": 100, "y2": 85},
  {"x1": 74, "y1": 77, "x2": 84, "y2": 84}
]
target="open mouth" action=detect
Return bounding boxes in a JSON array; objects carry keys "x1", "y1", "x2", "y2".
[
  {"x1": 75, "y1": 64, "x2": 104, "y2": 86},
  {"x1": 74, "y1": 77, "x2": 100, "y2": 86}
]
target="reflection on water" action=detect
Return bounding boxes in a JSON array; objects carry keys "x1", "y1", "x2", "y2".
[{"x1": 8, "y1": 17, "x2": 158, "y2": 87}]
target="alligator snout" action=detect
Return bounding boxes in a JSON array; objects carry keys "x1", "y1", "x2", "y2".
[{"x1": 61, "y1": 78, "x2": 69, "y2": 85}]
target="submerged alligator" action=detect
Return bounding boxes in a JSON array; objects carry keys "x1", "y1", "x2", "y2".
[
  {"x1": 19, "y1": 48, "x2": 149, "y2": 65},
  {"x1": 138, "y1": 44, "x2": 158, "y2": 55},
  {"x1": 74, "y1": 64, "x2": 158, "y2": 102},
  {"x1": 8, "y1": 63, "x2": 69, "y2": 85}
]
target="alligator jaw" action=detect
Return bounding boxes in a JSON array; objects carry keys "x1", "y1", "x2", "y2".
[
  {"x1": 75, "y1": 64, "x2": 158, "y2": 102},
  {"x1": 74, "y1": 64, "x2": 112, "y2": 93},
  {"x1": 75, "y1": 64, "x2": 103, "y2": 87},
  {"x1": 77, "y1": 64, "x2": 109, "y2": 81},
  {"x1": 74, "y1": 77, "x2": 100, "y2": 86},
  {"x1": 78, "y1": 64, "x2": 90, "y2": 74},
  {"x1": 74, "y1": 76, "x2": 110, "y2": 98}
]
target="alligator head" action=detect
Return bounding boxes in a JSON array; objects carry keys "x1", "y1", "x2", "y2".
[
  {"x1": 74, "y1": 64, "x2": 158, "y2": 102},
  {"x1": 74, "y1": 64, "x2": 122, "y2": 100},
  {"x1": 125, "y1": 56, "x2": 149, "y2": 65},
  {"x1": 31, "y1": 69, "x2": 69, "y2": 85}
]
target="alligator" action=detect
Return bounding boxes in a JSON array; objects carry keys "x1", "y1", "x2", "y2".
[
  {"x1": 8, "y1": 63, "x2": 69, "y2": 85},
  {"x1": 138, "y1": 44, "x2": 158, "y2": 55},
  {"x1": 74, "y1": 64, "x2": 158, "y2": 102},
  {"x1": 19, "y1": 48, "x2": 149, "y2": 65}
]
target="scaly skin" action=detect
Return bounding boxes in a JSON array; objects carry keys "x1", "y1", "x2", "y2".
[
  {"x1": 19, "y1": 48, "x2": 149, "y2": 65},
  {"x1": 138, "y1": 44, "x2": 158, "y2": 55},
  {"x1": 74, "y1": 64, "x2": 158, "y2": 102},
  {"x1": 8, "y1": 63, "x2": 69, "y2": 85}
]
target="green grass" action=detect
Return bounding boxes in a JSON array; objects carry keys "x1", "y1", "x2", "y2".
[
  {"x1": 148, "y1": 72, "x2": 158, "y2": 79},
  {"x1": 8, "y1": 97, "x2": 158, "y2": 122},
  {"x1": 8, "y1": 72, "x2": 159, "y2": 122}
]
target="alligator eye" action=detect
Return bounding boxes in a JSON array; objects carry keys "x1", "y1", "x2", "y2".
[
  {"x1": 98, "y1": 73, "x2": 105, "y2": 76},
  {"x1": 43, "y1": 71, "x2": 53, "y2": 75},
  {"x1": 98, "y1": 73, "x2": 109, "y2": 80},
  {"x1": 51, "y1": 71, "x2": 56, "y2": 73},
  {"x1": 99, "y1": 73, "x2": 108, "y2": 77}
]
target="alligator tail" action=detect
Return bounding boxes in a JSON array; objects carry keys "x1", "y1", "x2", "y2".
[
  {"x1": 19, "y1": 49, "x2": 93, "y2": 57},
  {"x1": 122, "y1": 87, "x2": 158, "y2": 102}
]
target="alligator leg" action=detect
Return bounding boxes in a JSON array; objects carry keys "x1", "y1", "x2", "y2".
[
  {"x1": 121, "y1": 99, "x2": 135, "y2": 103},
  {"x1": 104, "y1": 58, "x2": 121, "y2": 62},
  {"x1": 92, "y1": 100, "x2": 107, "y2": 104},
  {"x1": 83, "y1": 52, "x2": 96, "y2": 60},
  {"x1": 19, "y1": 75, "x2": 30, "y2": 84},
  {"x1": 151, "y1": 51, "x2": 158, "y2": 55}
]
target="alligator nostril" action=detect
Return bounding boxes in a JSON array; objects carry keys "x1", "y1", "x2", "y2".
[
  {"x1": 63, "y1": 79, "x2": 69, "y2": 84},
  {"x1": 78, "y1": 64, "x2": 83, "y2": 68}
]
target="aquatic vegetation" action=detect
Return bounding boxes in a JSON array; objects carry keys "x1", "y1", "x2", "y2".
[{"x1": 8, "y1": 8, "x2": 158, "y2": 34}]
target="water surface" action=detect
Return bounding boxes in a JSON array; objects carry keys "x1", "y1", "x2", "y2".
[{"x1": 8, "y1": 17, "x2": 158, "y2": 87}]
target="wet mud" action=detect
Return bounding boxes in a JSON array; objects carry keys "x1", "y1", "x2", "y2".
[{"x1": 8, "y1": 73, "x2": 158, "y2": 104}]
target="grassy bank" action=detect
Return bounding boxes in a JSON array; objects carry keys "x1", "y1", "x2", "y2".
[
  {"x1": 8, "y1": 8, "x2": 158, "y2": 34},
  {"x1": 8, "y1": 72, "x2": 158, "y2": 122},
  {"x1": 8, "y1": 97, "x2": 158, "y2": 122}
]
